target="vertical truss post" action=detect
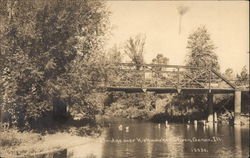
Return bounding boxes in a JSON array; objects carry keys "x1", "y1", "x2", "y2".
[
  {"x1": 177, "y1": 67, "x2": 180, "y2": 86},
  {"x1": 133, "y1": 71, "x2": 136, "y2": 87},
  {"x1": 209, "y1": 69, "x2": 211, "y2": 93},
  {"x1": 177, "y1": 67, "x2": 181, "y2": 93},
  {"x1": 156, "y1": 70, "x2": 158, "y2": 87},
  {"x1": 143, "y1": 66, "x2": 145, "y2": 88},
  {"x1": 104, "y1": 73, "x2": 107, "y2": 87}
]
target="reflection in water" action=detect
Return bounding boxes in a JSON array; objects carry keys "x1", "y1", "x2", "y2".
[
  {"x1": 67, "y1": 140, "x2": 104, "y2": 158},
  {"x1": 53, "y1": 149, "x2": 67, "y2": 158},
  {"x1": 43, "y1": 119, "x2": 249, "y2": 158},
  {"x1": 162, "y1": 124, "x2": 184, "y2": 158},
  {"x1": 194, "y1": 124, "x2": 197, "y2": 132},
  {"x1": 214, "y1": 123, "x2": 218, "y2": 134},
  {"x1": 35, "y1": 149, "x2": 67, "y2": 158},
  {"x1": 234, "y1": 126, "x2": 242, "y2": 158}
]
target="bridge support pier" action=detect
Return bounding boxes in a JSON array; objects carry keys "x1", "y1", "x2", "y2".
[
  {"x1": 234, "y1": 90, "x2": 241, "y2": 125},
  {"x1": 207, "y1": 93, "x2": 214, "y2": 123}
]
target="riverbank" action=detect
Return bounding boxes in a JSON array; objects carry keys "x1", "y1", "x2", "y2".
[
  {"x1": 217, "y1": 113, "x2": 249, "y2": 126},
  {"x1": 0, "y1": 129, "x2": 100, "y2": 157},
  {"x1": 149, "y1": 112, "x2": 249, "y2": 127}
]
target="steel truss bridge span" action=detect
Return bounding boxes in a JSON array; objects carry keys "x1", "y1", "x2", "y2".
[{"x1": 103, "y1": 63, "x2": 245, "y2": 94}]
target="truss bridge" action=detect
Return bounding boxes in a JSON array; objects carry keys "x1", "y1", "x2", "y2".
[
  {"x1": 104, "y1": 63, "x2": 244, "y2": 94},
  {"x1": 101, "y1": 63, "x2": 248, "y2": 125}
]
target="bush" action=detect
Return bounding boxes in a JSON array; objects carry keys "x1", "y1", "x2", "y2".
[
  {"x1": 0, "y1": 131, "x2": 21, "y2": 147},
  {"x1": 105, "y1": 103, "x2": 152, "y2": 119},
  {"x1": 0, "y1": 130, "x2": 42, "y2": 147},
  {"x1": 68, "y1": 125, "x2": 102, "y2": 137}
]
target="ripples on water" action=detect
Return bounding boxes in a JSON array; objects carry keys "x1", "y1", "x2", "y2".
[{"x1": 42, "y1": 119, "x2": 249, "y2": 158}]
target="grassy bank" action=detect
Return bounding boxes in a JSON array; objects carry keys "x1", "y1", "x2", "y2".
[
  {"x1": 0, "y1": 112, "x2": 104, "y2": 157},
  {"x1": 0, "y1": 129, "x2": 101, "y2": 157}
]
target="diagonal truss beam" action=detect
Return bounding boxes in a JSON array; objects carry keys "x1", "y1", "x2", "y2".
[
  {"x1": 181, "y1": 70, "x2": 208, "y2": 87},
  {"x1": 211, "y1": 69, "x2": 235, "y2": 89},
  {"x1": 182, "y1": 72, "x2": 206, "y2": 88}
]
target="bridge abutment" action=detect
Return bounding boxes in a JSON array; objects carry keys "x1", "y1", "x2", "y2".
[
  {"x1": 207, "y1": 93, "x2": 214, "y2": 123},
  {"x1": 234, "y1": 90, "x2": 241, "y2": 125}
]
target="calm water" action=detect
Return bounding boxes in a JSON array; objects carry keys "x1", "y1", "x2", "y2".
[{"x1": 43, "y1": 119, "x2": 249, "y2": 158}]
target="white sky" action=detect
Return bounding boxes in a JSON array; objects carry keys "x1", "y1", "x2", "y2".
[{"x1": 106, "y1": 1, "x2": 249, "y2": 74}]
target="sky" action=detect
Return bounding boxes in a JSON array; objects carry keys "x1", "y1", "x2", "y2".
[{"x1": 105, "y1": 1, "x2": 249, "y2": 74}]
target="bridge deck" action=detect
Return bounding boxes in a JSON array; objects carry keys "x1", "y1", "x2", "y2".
[{"x1": 106, "y1": 86, "x2": 248, "y2": 94}]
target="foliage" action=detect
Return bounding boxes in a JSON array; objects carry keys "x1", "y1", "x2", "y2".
[
  {"x1": 70, "y1": 125, "x2": 102, "y2": 137},
  {"x1": 151, "y1": 53, "x2": 170, "y2": 82},
  {"x1": 124, "y1": 34, "x2": 146, "y2": 69},
  {"x1": 106, "y1": 44, "x2": 123, "y2": 64},
  {"x1": 104, "y1": 92, "x2": 157, "y2": 119},
  {"x1": 236, "y1": 66, "x2": 249, "y2": 86},
  {"x1": 186, "y1": 26, "x2": 219, "y2": 70},
  {"x1": 151, "y1": 54, "x2": 169, "y2": 65},
  {"x1": 0, "y1": 0, "x2": 110, "y2": 127},
  {"x1": 0, "y1": 131, "x2": 22, "y2": 147},
  {"x1": 69, "y1": 93, "x2": 107, "y2": 120},
  {"x1": 104, "y1": 44, "x2": 123, "y2": 85},
  {"x1": 104, "y1": 35, "x2": 151, "y2": 119},
  {"x1": 223, "y1": 68, "x2": 235, "y2": 80},
  {"x1": 0, "y1": 129, "x2": 42, "y2": 147},
  {"x1": 104, "y1": 53, "x2": 172, "y2": 119},
  {"x1": 170, "y1": 94, "x2": 207, "y2": 112}
]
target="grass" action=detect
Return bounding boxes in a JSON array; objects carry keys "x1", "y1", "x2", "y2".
[
  {"x1": 0, "y1": 129, "x2": 44, "y2": 156},
  {"x1": 0, "y1": 129, "x2": 43, "y2": 147},
  {"x1": 0, "y1": 127, "x2": 101, "y2": 157},
  {"x1": 0, "y1": 115, "x2": 104, "y2": 157}
]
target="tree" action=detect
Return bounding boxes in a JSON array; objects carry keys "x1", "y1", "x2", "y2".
[
  {"x1": 0, "y1": 0, "x2": 109, "y2": 127},
  {"x1": 124, "y1": 34, "x2": 146, "y2": 69},
  {"x1": 107, "y1": 44, "x2": 122, "y2": 64},
  {"x1": 152, "y1": 54, "x2": 169, "y2": 65},
  {"x1": 170, "y1": 26, "x2": 220, "y2": 117},
  {"x1": 223, "y1": 68, "x2": 235, "y2": 81},
  {"x1": 104, "y1": 39, "x2": 159, "y2": 119},
  {"x1": 151, "y1": 54, "x2": 170, "y2": 86},
  {"x1": 236, "y1": 66, "x2": 249, "y2": 87},
  {"x1": 186, "y1": 26, "x2": 219, "y2": 70}
]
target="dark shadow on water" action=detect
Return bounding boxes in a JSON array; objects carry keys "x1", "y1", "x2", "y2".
[
  {"x1": 53, "y1": 149, "x2": 67, "y2": 158},
  {"x1": 33, "y1": 149, "x2": 67, "y2": 158}
]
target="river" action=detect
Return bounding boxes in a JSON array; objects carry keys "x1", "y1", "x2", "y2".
[{"x1": 45, "y1": 118, "x2": 249, "y2": 158}]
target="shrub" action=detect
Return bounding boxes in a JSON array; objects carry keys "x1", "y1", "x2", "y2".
[
  {"x1": 0, "y1": 130, "x2": 42, "y2": 147},
  {"x1": 0, "y1": 131, "x2": 21, "y2": 147},
  {"x1": 69, "y1": 125, "x2": 102, "y2": 137}
]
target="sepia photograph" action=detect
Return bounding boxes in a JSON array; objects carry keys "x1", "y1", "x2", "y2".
[{"x1": 0, "y1": 0, "x2": 249, "y2": 158}]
